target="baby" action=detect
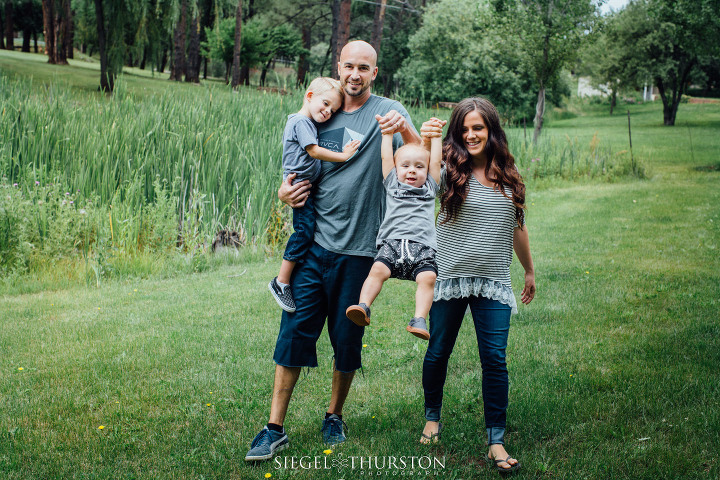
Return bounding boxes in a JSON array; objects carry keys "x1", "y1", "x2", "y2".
[
  {"x1": 345, "y1": 119, "x2": 441, "y2": 340},
  {"x1": 269, "y1": 77, "x2": 361, "y2": 312}
]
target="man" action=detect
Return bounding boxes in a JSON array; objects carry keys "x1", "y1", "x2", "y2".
[{"x1": 245, "y1": 40, "x2": 421, "y2": 461}]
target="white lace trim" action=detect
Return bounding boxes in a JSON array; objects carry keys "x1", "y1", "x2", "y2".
[{"x1": 434, "y1": 276, "x2": 518, "y2": 314}]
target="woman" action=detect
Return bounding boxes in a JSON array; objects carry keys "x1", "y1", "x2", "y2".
[{"x1": 419, "y1": 98, "x2": 535, "y2": 474}]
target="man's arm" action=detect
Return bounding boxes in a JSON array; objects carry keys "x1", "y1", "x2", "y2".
[{"x1": 306, "y1": 140, "x2": 361, "y2": 163}]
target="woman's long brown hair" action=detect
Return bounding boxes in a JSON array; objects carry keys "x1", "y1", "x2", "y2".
[{"x1": 440, "y1": 97, "x2": 526, "y2": 226}]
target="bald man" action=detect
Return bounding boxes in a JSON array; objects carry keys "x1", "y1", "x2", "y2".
[{"x1": 246, "y1": 41, "x2": 421, "y2": 461}]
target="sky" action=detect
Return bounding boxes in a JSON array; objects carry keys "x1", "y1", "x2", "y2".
[{"x1": 600, "y1": 0, "x2": 631, "y2": 14}]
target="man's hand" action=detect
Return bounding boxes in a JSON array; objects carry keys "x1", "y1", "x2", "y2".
[
  {"x1": 375, "y1": 110, "x2": 409, "y2": 135},
  {"x1": 278, "y1": 173, "x2": 312, "y2": 208}
]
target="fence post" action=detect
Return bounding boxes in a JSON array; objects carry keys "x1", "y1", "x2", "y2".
[{"x1": 627, "y1": 110, "x2": 635, "y2": 175}]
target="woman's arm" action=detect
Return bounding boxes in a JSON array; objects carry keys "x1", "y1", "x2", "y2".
[{"x1": 513, "y1": 225, "x2": 536, "y2": 304}]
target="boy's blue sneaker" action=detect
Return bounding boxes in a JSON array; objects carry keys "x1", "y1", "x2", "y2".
[
  {"x1": 269, "y1": 277, "x2": 296, "y2": 313},
  {"x1": 321, "y1": 414, "x2": 348, "y2": 445},
  {"x1": 244, "y1": 426, "x2": 289, "y2": 461}
]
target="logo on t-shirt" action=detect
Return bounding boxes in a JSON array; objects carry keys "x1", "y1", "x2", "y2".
[{"x1": 318, "y1": 127, "x2": 365, "y2": 152}]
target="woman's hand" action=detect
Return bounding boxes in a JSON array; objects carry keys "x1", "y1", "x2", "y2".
[
  {"x1": 520, "y1": 271, "x2": 535, "y2": 304},
  {"x1": 420, "y1": 117, "x2": 446, "y2": 149},
  {"x1": 278, "y1": 173, "x2": 311, "y2": 208}
]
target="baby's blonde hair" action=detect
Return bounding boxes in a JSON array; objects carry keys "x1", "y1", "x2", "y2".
[
  {"x1": 394, "y1": 143, "x2": 430, "y2": 165},
  {"x1": 306, "y1": 77, "x2": 343, "y2": 99}
]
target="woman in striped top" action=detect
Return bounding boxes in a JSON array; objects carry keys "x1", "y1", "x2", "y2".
[{"x1": 418, "y1": 98, "x2": 535, "y2": 474}]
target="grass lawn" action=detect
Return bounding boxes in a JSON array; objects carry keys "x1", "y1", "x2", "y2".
[{"x1": 1, "y1": 51, "x2": 719, "y2": 479}]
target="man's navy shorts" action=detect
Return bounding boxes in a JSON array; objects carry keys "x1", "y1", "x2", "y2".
[{"x1": 273, "y1": 242, "x2": 373, "y2": 372}]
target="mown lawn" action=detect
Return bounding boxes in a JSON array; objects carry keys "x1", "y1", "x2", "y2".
[{"x1": 1, "y1": 51, "x2": 719, "y2": 479}]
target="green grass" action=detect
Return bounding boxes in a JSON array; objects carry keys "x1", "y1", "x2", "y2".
[{"x1": 1, "y1": 50, "x2": 720, "y2": 479}]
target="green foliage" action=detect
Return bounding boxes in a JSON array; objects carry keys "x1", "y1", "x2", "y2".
[
  {"x1": 397, "y1": 0, "x2": 537, "y2": 119},
  {"x1": 202, "y1": 18, "x2": 304, "y2": 80},
  {"x1": 599, "y1": 0, "x2": 720, "y2": 124}
]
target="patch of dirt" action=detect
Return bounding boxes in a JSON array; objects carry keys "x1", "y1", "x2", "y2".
[
  {"x1": 688, "y1": 97, "x2": 720, "y2": 104},
  {"x1": 694, "y1": 163, "x2": 720, "y2": 172}
]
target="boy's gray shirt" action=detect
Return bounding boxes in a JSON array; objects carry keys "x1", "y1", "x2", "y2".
[
  {"x1": 314, "y1": 94, "x2": 416, "y2": 257},
  {"x1": 281, "y1": 113, "x2": 321, "y2": 182},
  {"x1": 376, "y1": 168, "x2": 438, "y2": 251}
]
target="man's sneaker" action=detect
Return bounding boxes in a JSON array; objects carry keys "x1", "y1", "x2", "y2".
[
  {"x1": 346, "y1": 303, "x2": 371, "y2": 326},
  {"x1": 321, "y1": 414, "x2": 348, "y2": 445},
  {"x1": 269, "y1": 277, "x2": 296, "y2": 313},
  {"x1": 406, "y1": 317, "x2": 430, "y2": 340},
  {"x1": 244, "y1": 426, "x2": 289, "y2": 461}
]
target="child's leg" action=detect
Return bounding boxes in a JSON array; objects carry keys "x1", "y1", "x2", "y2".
[
  {"x1": 359, "y1": 261, "x2": 392, "y2": 307},
  {"x1": 279, "y1": 196, "x2": 315, "y2": 284},
  {"x1": 278, "y1": 260, "x2": 295, "y2": 285},
  {"x1": 414, "y1": 270, "x2": 437, "y2": 319}
]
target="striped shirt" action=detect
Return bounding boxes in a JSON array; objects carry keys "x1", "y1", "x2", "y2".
[{"x1": 436, "y1": 169, "x2": 520, "y2": 287}]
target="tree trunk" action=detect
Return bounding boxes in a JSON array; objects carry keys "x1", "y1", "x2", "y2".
[
  {"x1": 230, "y1": 0, "x2": 242, "y2": 88},
  {"x1": 22, "y1": 28, "x2": 31, "y2": 52},
  {"x1": 171, "y1": 0, "x2": 187, "y2": 81},
  {"x1": 186, "y1": 14, "x2": 200, "y2": 83},
  {"x1": 241, "y1": 65, "x2": 250, "y2": 85},
  {"x1": 610, "y1": 89, "x2": 616, "y2": 116},
  {"x1": 296, "y1": 24, "x2": 311, "y2": 87},
  {"x1": 4, "y1": 2, "x2": 13, "y2": 51},
  {"x1": 159, "y1": 47, "x2": 168, "y2": 74},
  {"x1": 657, "y1": 80, "x2": 678, "y2": 126},
  {"x1": 42, "y1": 0, "x2": 56, "y2": 63},
  {"x1": 260, "y1": 56, "x2": 272, "y2": 86},
  {"x1": 371, "y1": 0, "x2": 387, "y2": 55},
  {"x1": 330, "y1": 0, "x2": 351, "y2": 80},
  {"x1": 55, "y1": 0, "x2": 71, "y2": 65},
  {"x1": 65, "y1": 0, "x2": 73, "y2": 59},
  {"x1": 532, "y1": 85, "x2": 545, "y2": 144},
  {"x1": 33, "y1": 31, "x2": 38, "y2": 53},
  {"x1": 94, "y1": 0, "x2": 111, "y2": 91}
]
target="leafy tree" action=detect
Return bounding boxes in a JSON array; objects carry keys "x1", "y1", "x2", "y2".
[
  {"x1": 580, "y1": 15, "x2": 626, "y2": 114},
  {"x1": 494, "y1": 0, "x2": 597, "y2": 142},
  {"x1": 609, "y1": 0, "x2": 720, "y2": 125},
  {"x1": 397, "y1": 0, "x2": 537, "y2": 119},
  {"x1": 204, "y1": 16, "x2": 272, "y2": 84},
  {"x1": 258, "y1": 23, "x2": 304, "y2": 86}
]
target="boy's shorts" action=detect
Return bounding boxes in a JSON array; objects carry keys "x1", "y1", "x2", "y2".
[{"x1": 375, "y1": 238, "x2": 437, "y2": 281}]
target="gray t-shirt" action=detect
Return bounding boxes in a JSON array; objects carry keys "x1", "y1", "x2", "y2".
[
  {"x1": 376, "y1": 168, "x2": 438, "y2": 250},
  {"x1": 314, "y1": 95, "x2": 416, "y2": 257},
  {"x1": 281, "y1": 113, "x2": 321, "y2": 182}
]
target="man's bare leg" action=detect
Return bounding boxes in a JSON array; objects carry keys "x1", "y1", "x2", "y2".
[
  {"x1": 269, "y1": 365, "x2": 301, "y2": 426},
  {"x1": 322, "y1": 368, "x2": 355, "y2": 444},
  {"x1": 328, "y1": 369, "x2": 355, "y2": 414}
]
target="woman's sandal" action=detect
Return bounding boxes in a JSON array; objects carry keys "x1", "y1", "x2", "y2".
[
  {"x1": 419, "y1": 422, "x2": 443, "y2": 444},
  {"x1": 488, "y1": 453, "x2": 521, "y2": 474}
]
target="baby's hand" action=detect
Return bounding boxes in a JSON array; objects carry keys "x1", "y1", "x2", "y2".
[{"x1": 340, "y1": 139, "x2": 361, "y2": 160}]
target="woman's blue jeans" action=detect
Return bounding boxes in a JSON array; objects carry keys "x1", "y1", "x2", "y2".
[{"x1": 422, "y1": 295, "x2": 511, "y2": 445}]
